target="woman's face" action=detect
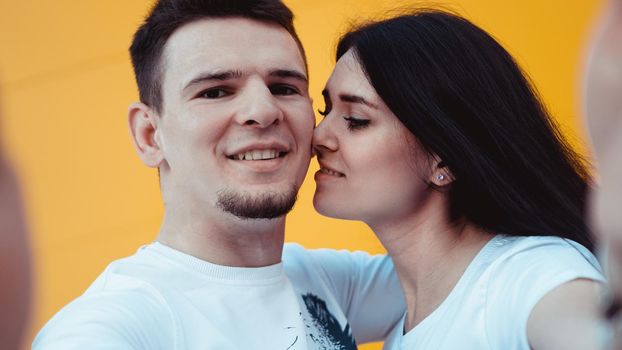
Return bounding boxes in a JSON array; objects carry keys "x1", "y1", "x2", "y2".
[{"x1": 312, "y1": 50, "x2": 437, "y2": 226}]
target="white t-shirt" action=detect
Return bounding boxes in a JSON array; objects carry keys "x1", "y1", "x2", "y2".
[
  {"x1": 383, "y1": 235, "x2": 605, "y2": 350},
  {"x1": 34, "y1": 242, "x2": 404, "y2": 350}
]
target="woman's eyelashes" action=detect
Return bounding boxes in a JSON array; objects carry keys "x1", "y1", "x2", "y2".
[
  {"x1": 343, "y1": 116, "x2": 370, "y2": 131},
  {"x1": 318, "y1": 105, "x2": 370, "y2": 131}
]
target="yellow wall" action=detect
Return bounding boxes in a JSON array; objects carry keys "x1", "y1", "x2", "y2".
[{"x1": 0, "y1": 1, "x2": 603, "y2": 349}]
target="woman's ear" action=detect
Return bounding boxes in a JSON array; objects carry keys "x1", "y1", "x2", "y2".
[
  {"x1": 430, "y1": 157, "x2": 455, "y2": 187},
  {"x1": 128, "y1": 102, "x2": 164, "y2": 168}
]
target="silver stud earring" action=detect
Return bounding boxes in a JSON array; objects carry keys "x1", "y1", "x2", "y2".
[{"x1": 437, "y1": 174, "x2": 445, "y2": 181}]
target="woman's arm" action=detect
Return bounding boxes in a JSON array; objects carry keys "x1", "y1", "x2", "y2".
[{"x1": 527, "y1": 278, "x2": 604, "y2": 350}]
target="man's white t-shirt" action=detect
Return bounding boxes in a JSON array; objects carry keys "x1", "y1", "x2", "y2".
[
  {"x1": 383, "y1": 235, "x2": 605, "y2": 350},
  {"x1": 34, "y1": 242, "x2": 404, "y2": 350}
]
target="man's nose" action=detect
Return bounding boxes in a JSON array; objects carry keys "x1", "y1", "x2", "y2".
[{"x1": 234, "y1": 83, "x2": 283, "y2": 128}]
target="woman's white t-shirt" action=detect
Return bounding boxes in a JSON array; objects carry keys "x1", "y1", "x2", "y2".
[{"x1": 383, "y1": 235, "x2": 605, "y2": 350}]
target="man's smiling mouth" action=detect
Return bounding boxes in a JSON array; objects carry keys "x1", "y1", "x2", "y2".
[{"x1": 228, "y1": 150, "x2": 288, "y2": 161}]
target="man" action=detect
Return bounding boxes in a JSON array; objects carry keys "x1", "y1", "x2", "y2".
[
  {"x1": 584, "y1": 0, "x2": 622, "y2": 347},
  {"x1": 33, "y1": 1, "x2": 403, "y2": 349},
  {"x1": 0, "y1": 106, "x2": 31, "y2": 350}
]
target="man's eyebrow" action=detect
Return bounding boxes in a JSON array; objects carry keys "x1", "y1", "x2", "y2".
[
  {"x1": 182, "y1": 70, "x2": 243, "y2": 91},
  {"x1": 269, "y1": 69, "x2": 308, "y2": 83}
]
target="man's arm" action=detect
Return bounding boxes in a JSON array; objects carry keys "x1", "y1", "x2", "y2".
[
  {"x1": 0, "y1": 154, "x2": 31, "y2": 350},
  {"x1": 302, "y1": 247, "x2": 405, "y2": 343}
]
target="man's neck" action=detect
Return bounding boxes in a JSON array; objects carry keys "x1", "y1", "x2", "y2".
[{"x1": 156, "y1": 209, "x2": 286, "y2": 268}]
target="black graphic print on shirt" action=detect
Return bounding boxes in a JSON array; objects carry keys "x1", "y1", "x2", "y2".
[{"x1": 302, "y1": 293, "x2": 357, "y2": 350}]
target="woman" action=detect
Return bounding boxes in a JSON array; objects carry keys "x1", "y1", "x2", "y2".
[{"x1": 313, "y1": 10, "x2": 606, "y2": 349}]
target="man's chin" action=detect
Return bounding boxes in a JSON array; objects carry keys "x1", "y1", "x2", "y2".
[{"x1": 216, "y1": 185, "x2": 298, "y2": 220}]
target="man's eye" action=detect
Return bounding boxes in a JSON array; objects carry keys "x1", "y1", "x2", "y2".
[
  {"x1": 270, "y1": 85, "x2": 298, "y2": 96},
  {"x1": 198, "y1": 88, "x2": 229, "y2": 99}
]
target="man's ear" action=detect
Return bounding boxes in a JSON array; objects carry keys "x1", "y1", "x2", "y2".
[
  {"x1": 430, "y1": 157, "x2": 455, "y2": 187},
  {"x1": 128, "y1": 102, "x2": 163, "y2": 168}
]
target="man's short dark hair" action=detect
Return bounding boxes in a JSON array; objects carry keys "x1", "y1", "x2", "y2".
[{"x1": 129, "y1": 0, "x2": 307, "y2": 112}]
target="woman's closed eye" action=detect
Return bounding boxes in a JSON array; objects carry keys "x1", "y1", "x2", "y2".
[{"x1": 344, "y1": 116, "x2": 370, "y2": 131}]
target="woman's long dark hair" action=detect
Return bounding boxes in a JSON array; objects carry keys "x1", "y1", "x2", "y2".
[{"x1": 337, "y1": 10, "x2": 593, "y2": 250}]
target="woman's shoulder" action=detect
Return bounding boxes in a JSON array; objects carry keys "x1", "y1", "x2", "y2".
[
  {"x1": 482, "y1": 235, "x2": 605, "y2": 347},
  {"x1": 490, "y1": 234, "x2": 599, "y2": 270},
  {"x1": 485, "y1": 234, "x2": 603, "y2": 318},
  {"x1": 474, "y1": 234, "x2": 604, "y2": 307},
  {"x1": 483, "y1": 234, "x2": 604, "y2": 286}
]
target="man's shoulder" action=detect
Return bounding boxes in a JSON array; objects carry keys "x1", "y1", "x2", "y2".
[
  {"x1": 33, "y1": 249, "x2": 178, "y2": 349},
  {"x1": 69, "y1": 248, "x2": 177, "y2": 321},
  {"x1": 85, "y1": 245, "x2": 172, "y2": 293},
  {"x1": 34, "y1": 293, "x2": 176, "y2": 349},
  {"x1": 45, "y1": 245, "x2": 182, "y2": 327}
]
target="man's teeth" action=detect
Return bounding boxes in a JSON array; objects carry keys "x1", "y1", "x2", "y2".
[
  {"x1": 234, "y1": 150, "x2": 281, "y2": 161},
  {"x1": 320, "y1": 167, "x2": 343, "y2": 177}
]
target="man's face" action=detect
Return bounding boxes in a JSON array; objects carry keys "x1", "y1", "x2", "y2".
[{"x1": 155, "y1": 18, "x2": 314, "y2": 220}]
